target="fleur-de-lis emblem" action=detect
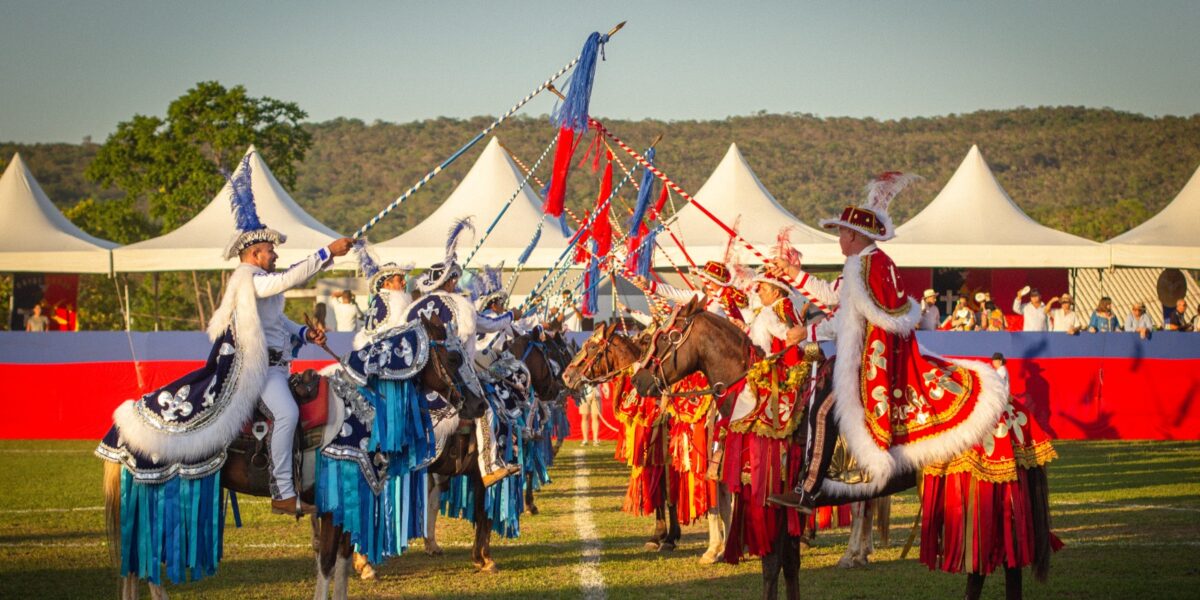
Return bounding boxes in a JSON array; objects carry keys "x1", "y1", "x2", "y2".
[
  {"x1": 396, "y1": 337, "x2": 414, "y2": 366},
  {"x1": 871, "y1": 386, "x2": 889, "y2": 418},
  {"x1": 157, "y1": 385, "x2": 193, "y2": 422},
  {"x1": 417, "y1": 303, "x2": 438, "y2": 321},
  {"x1": 867, "y1": 340, "x2": 888, "y2": 379}
]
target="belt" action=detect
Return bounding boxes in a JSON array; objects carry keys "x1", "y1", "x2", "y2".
[{"x1": 267, "y1": 349, "x2": 291, "y2": 367}]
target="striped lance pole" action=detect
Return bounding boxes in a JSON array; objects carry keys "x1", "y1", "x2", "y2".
[
  {"x1": 590, "y1": 118, "x2": 835, "y2": 317},
  {"x1": 351, "y1": 22, "x2": 627, "y2": 239},
  {"x1": 462, "y1": 134, "x2": 558, "y2": 267}
]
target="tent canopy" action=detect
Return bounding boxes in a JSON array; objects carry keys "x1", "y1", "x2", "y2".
[
  {"x1": 659, "y1": 143, "x2": 841, "y2": 267},
  {"x1": 1107, "y1": 163, "x2": 1200, "y2": 269},
  {"x1": 112, "y1": 146, "x2": 344, "y2": 272},
  {"x1": 882, "y1": 145, "x2": 1110, "y2": 268},
  {"x1": 0, "y1": 153, "x2": 116, "y2": 273},
  {"x1": 375, "y1": 137, "x2": 572, "y2": 269}
]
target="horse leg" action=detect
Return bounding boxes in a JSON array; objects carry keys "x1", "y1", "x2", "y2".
[
  {"x1": 121, "y1": 574, "x2": 139, "y2": 600},
  {"x1": 353, "y1": 551, "x2": 375, "y2": 581},
  {"x1": 472, "y1": 471, "x2": 497, "y2": 573},
  {"x1": 659, "y1": 502, "x2": 681, "y2": 552},
  {"x1": 313, "y1": 514, "x2": 339, "y2": 600},
  {"x1": 857, "y1": 499, "x2": 875, "y2": 566},
  {"x1": 1004, "y1": 567, "x2": 1023, "y2": 600},
  {"x1": 838, "y1": 501, "x2": 866, "y2": 569},
  {"x1": 760, "y1": 525, "x2": 784, "y2": 600},
  {"x1": 525, "y1": 475, "x2": 539, "y2": 516},
  {"x1": 965, "y1": 573, "x2": 986, "y2": 600},
  {"x1": 645, "y1": 502, "x2": 667, "y2": 551},
  {"x1": 331, "y1": 531, "x2": 353, "y2": 600},
  {"x1": 781, "y1": 520, "x2": 801, "y2": 600},
  {"x1": 148, "y1": 583, "x2": 167, "y2": 600},
  {"x1": 424, "y1": 475, "x2": 444, "y2": 556}
]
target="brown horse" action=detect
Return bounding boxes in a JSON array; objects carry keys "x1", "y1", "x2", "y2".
[
  {"x1": 103, "y1": 316, "x2": 475, "y2": 600},
  {"x1": 630, "y1": 298, "x2": 1051, "y2": 600},
  {"x1": 506, "y1": 330, "x2": 568, "y2": 515}
]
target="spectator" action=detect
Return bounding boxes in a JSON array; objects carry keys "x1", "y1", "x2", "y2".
[
  {"x1": 918, "y1": 288, "x2": 941, "y2": 331},
  {"x1": 24, "y1": 304, "x2": 49, "y2": 332},
  {"x1": 973, "y1": 292, "x2": 989, "y2": 331},
  {"x1": 1087, "y1": 296, "x2": 1121, "y2": 333},
  {"x1": 1012, "y1": 286, "x2": 1050, "y2": 332},
  {"x1": 1165, "y1": 298, "x2": 1194, "y2": 332},
  {"x1": 982, "y1": 301, "x2": 1006, "y2": 331},
  {"x1": 991, "y1": 352, "x2": 1009, "y2": 388},
  {"x1": 1047, "y1": 294, "x2": 1083, "y2": 335},
  {"x1": 331, "y1": 290, "x2": 363, "y2": 332},
  {"x1": 950, "y1": 298, "x2": 975, "y2": 331},
  {"x1": 578, "y1": 384, "x2": 602, "y2": 446},
  {"x1": 1125, "y1": 300, "x2": 1155, "y2": 339},
  {"x1": 550, "y1": 290, "x2": 583, "y2": 333}
]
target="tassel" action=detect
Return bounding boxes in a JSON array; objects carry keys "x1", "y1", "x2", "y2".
[
  {"x1": 592, "y1": 157, "x2": 613, "y2": 257},
  {"x1": 573, "y1": 221, "x2": 592, "y2": 264},
  {"x1": 627, "y1": 148, "x2": 657, "y2": 230},
  {"x1": 584, "y1": 250, "x2": 600, "y2": 317},
  {"x1": 558, "y1": 214, "x2": 572, "y2": 236},
  {"x1": 636, "y1": 227, "x2": 657, "y2": 278},
  {"x1": 651, "y1": 184, "x2": 670, "y2": 219},
  {"x1": 544, "y1": 31, "x2": 609, "y2": 218}
]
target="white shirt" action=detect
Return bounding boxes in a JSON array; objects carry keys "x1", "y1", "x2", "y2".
[
  {"x1": 648, "y1": 281, "x2": 727, "y2": 318},
  {"x1": 918, "y1": 302, "x2": 941, "y2": 331},
  {"x1": 1012, "y1": 297, "x2": 1050, "y2": 332},
  {"x1": 331, "y1": 300, "x2": 362, "y2": 332},
  {"x1": 1050, "y1": 308, "x2": 1083, "y2": 333},
  {"x1": 249, "y1": 248, "x2": 331, "y2": 352},
  {"x1": 747, "y1": 297, "x2": 791, "y2": 354}
]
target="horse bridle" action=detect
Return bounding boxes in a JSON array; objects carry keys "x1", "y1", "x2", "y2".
[
  {"x1": 635, "y1": 309, "x2": 747, "y2": 400},
  {"x1": 428, "y1": 337, "x2": 471, "y2": 407},
  {"x1": 568, "y1": 333, "x2": 637, "y2": 386}
]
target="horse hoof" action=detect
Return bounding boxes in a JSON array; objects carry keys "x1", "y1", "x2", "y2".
[
  {"x1": 424, "y1": 544, "x2": 444, "y2": 557},
  {"x1": 658, "y1": 542, "x2": 677, "y2": 553},
  {"x1": 478, "y1": 560, "x2": 499, "y2": 573},
  {"x1": 698, "y1": 551, "x2": 721, "y2": 565},
  {"x1": 527, "y1": 504, "x2": 539, "y2": 516},
  {"x1": 359, "y1": 564, "x2": 377, "y2": 581},
  {"x1": 643, "y1": 541, "x2": 662, "y2": 551}
]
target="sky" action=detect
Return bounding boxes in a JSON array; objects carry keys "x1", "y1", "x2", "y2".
[{"x1": 1, "y1": 0, "x2": 1198, "y2": 143}]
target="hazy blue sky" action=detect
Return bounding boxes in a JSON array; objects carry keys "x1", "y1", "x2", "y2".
[{"x1": 2, "y1": 1, "x2": 1198, "y2": 142}]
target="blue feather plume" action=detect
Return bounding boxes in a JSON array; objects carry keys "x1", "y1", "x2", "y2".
[
  {"x1": 224, "y1": 154, "x2": 263, "y2": 231},
  {"x1": 628, "y1": 148, "x2": 656, "y2": 230},
  {"x1": 552, "y1": 32, "x2": 609, "y2": 133},
  {"x1": 557, "y1": 214, "x2": 573, "y2": 237},
  {"x1": 518, "y1": 221, "x2": 543, "y2": 264},
  {"x1": 636, "y1": 227, "x2": 657, "y2": 278},
  {"x1": 445, "y1": 216, "x2": 475, "y2": 259}
]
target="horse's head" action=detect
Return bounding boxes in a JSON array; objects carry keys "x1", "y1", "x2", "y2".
[
  {"x1": 563, "y1": 321, "x2": 644, "y2": 391},
  {"x1": 508, "y1": 330, "x2": 565, "y2": 403},
  {"x1": 420, "y1": 314, "x2": 483, "y2": 411}
]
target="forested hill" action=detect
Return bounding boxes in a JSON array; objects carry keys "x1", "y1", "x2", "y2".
[{"x1": 5, "y1": 106, "x2": 1200, "y2": 243}]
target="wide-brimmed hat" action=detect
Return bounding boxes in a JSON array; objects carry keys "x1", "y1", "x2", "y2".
[
  {"x1": 819, "y1": 172, "x2": 921, "y2": 242},
  {"x1": 417, "y1": 217, "x2": 474, "y2": 293},
  {"x1": 693, "y1": 260, "x2": 733, "y2": 287},
  {"x1": 751, "y1": 271, "x2": 792, "y2": 295},
  {"x1": 923, "y1": 288, "x2": 937, "y2": 299}
]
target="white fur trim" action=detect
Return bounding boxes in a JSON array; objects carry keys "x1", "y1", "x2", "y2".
[
  {"x1": 820, "y1": 249, "x2": 1007, "y2": 498},
  {"x1": 111, "y1": 265, "x2": 269, "y2": 463}
]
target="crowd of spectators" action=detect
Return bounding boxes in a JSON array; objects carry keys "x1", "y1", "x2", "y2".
[{"x1": 916, "y1": 287, "x2": 1195, "y2": 337}]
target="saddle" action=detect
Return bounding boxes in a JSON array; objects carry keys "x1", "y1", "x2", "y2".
[{"x1": 225, "y1": 369, "x2": 332, "y2": 496}]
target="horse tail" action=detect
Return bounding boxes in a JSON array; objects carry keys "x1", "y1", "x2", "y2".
[
  {"x1": 103, "y1": 461, "x2": 123, "y2": 568},
  {"x1": 876, "y1": 494, "x2": 892, "y2": 546},
  {"x1": 1027, "y1": 465, "x2": 1054, "y2": 582}
]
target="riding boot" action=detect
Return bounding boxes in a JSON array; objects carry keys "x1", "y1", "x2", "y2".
[
  {"x1": 1004, "y1": 567, "x2": 1023, "y2": 600},
  {"x1": 965, "y1": 573, "x2": 985, "y2": 600}
]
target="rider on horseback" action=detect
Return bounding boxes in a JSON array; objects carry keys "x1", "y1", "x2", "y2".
[
  {"x1": 768, "y1": 173, "x2": 1008, "y2": 513},
  {"x1": 228, "y1": 182, "x2": 353, "y2": 517}
]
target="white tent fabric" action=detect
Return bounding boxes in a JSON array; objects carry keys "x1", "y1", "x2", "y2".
[
  {"x1": 0, "y1": 153, "x2": 116, "y2": 273},
  {"x1": 375, "y1": 137, "x2": 572, "y2": 269},
  {"x1": 881, "y1": 145, "x2": 1110, "y2": 268},
  {"x1": 1107, "y1": 163, "x2": 1200, "y2": 269},
  {"x1": 658, "y1": 143, "x2": 841, "y2": 267},
  {"x1": 113, "y1": 146, "x2": 344, "y2": 272}
]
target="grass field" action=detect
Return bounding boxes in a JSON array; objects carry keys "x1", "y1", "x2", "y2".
[{"x1": 1, "y1": 439, "x2": 1198, "y2": 599}]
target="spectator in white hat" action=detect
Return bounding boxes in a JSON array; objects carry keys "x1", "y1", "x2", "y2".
[
  {"x1": 1048, "y1": 293, "x2": 1083, "y2": 335},
  {"x1": 918, "y1": 288, "x2": 941, "y2": 330},
  {"x1": 1125, "y1": 300, "x2": 1155, "y2": 339}
]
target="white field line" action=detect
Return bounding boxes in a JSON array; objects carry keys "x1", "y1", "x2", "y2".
[
  {"x1": 572, "y1": 448, "x2": 606, "y2": 600},
  {"x1": 1051, "y1": 500, "x2": 1200, "y2": 514},
  {"x1": 0, "y1": 449, "x2": 92, "y2": 454}
]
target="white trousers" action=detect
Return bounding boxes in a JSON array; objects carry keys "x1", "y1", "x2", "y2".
[{"x1": 260, "y1": 365, "x2": 298, "y2": 500}]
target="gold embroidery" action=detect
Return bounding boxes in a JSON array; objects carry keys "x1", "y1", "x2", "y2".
[
  {"x1": 859, "y1": 254, "x2": 912, "y2": 316},
  {"x1": 924, "y1": 441, "x2": 1058, "y2": 483}
]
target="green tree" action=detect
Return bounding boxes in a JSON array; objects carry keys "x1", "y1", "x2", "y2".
[
  {"x1": 63, "y1": 197, "x2": 156, "y2": 245},
  {"x1": 86, "y1": 81, "x2": 312, "y2": 232}
]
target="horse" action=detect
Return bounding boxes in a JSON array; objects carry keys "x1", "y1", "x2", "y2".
[
  {"x1": 102, "y1": 316, "x2": 474, "y2": 600},
  {"x1": 561, "y1": 323, "x2": 697, "y2": 557},
  {"x1": 630, "y1": 298, "x2": 1057, "y2": 600},
  {"x1": 506, "y1": 329, "x2": 569, "y2": 515}
]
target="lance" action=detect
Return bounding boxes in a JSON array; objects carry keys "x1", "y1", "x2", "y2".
[
  {"x1": 589, "y1": 118, "x2": 835, "y2": 317},
  {"x1": 351, "y1": 22, "x2": 626, "y2": 239},
  {"x1": 462, "y1": 134, "x2": 559, "y2": 267}
]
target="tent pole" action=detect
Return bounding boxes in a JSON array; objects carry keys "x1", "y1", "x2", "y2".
[
  {"x1": 153, "y1": 273, "x2": 160, "y2": 331},
  {"x1": 191, "y1": 271, "x2": 206, "y2": 330},
  {"x1": 205, "y1": 279, "x2": 217, "y2": 317}
]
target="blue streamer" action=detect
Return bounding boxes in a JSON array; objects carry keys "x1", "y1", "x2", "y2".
[
  {"x1": 636, "y1": 227, "x2": 658, "y2": 278},
  {"x1": 558, "y1": 214, "x2": 573, "y2": 237},
  {"x1": 584, "y1": 243, "x2": 600, "y2": 316},
  {"x1": 517, "y1": 221, "x2": 543, "y2": 264},
  {"x1": 552, "y1": 32, "x2": 609, "y2": 132},
  {"x1": 118, "y1": 469, "x2": 223, "y2": 585},
  {"x1": 627, "y1": 148, "x2": 657, "y2": 229}
]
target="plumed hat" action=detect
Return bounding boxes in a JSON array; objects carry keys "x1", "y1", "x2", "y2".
[
  {"x1": 416, "y1": 217, "x2": 474, "y2": 293},
  {"x1": 819, "y1": 171, "x2": 921, "y2": 242},
  {"x1": 222, "y1": 154, "x2": 286, "y2": 260},
  {"x1": 355, "y1": 239, "x2": 413, "y2": 294},
  {"x1": 468, "y1": 263, "x2": 508, "y2": 311}
]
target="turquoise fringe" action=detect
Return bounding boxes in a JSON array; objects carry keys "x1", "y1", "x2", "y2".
[
  {"x1": 119, "y1": 469, "x2": 223, "y2": 585},
  {"x1": 439, "y1": 406, "x2": 525, "y2": 539}
]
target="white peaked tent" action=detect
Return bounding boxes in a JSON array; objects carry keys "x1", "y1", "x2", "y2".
[
  {"x1": 659, "y1": 143, "x2": 841, "y2": 267},
  {"x1": 0, "y1": 153, "x2": 116, "y2": 273},
  {"x1": 113, "y1": 146, "x2": 344, "y2": 271},
  {"x1": 375, "y1": 137, "x2": 572, "y2": 268},
  {"x1": 882, "y1": 145, "x2": 1110, "y2": 268},
  {"x1": 1107, "y1": 163, "x2": 1200, "y2": 269}
]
